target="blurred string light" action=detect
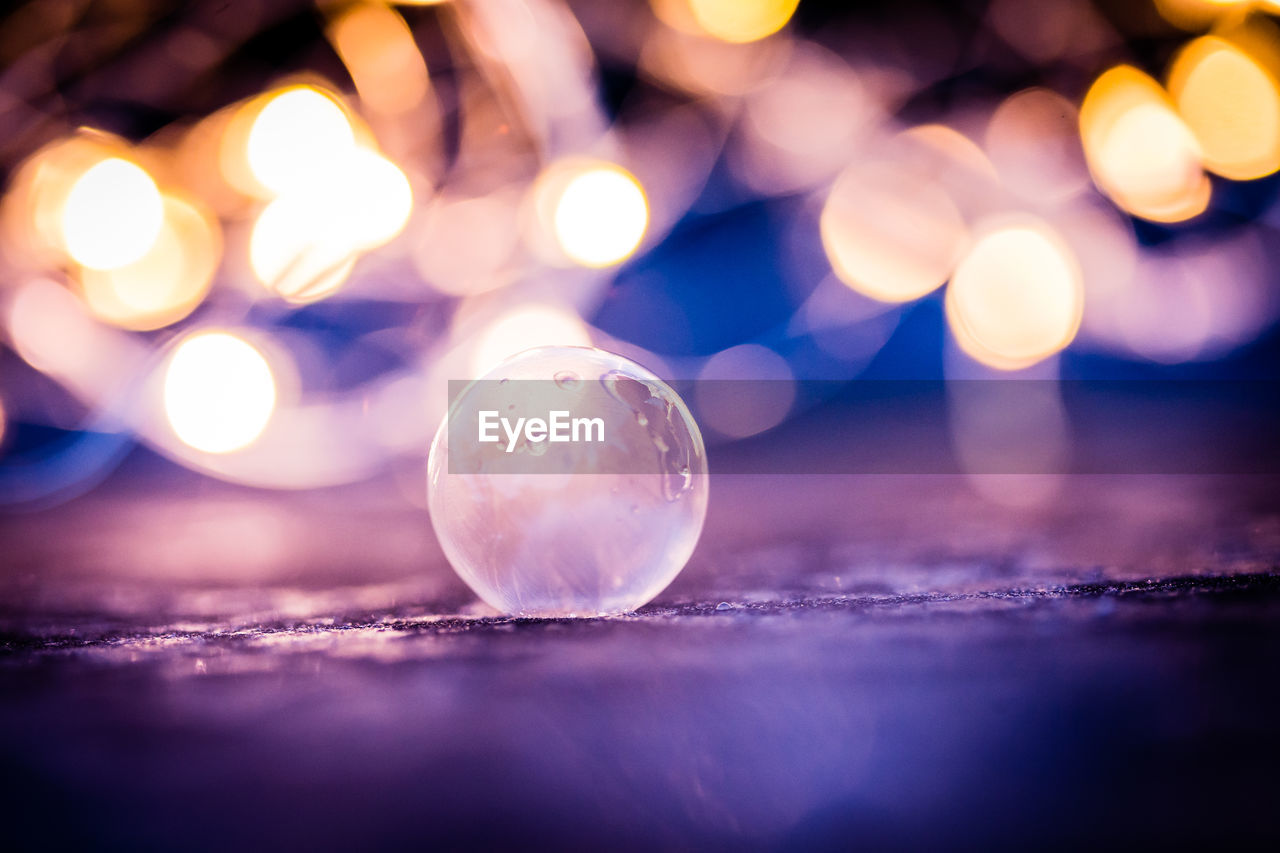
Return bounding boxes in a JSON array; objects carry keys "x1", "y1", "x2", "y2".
[
  {"x1": 899, "y1": 124, "x2": 1002, "y2": 191},
  {"x1": 1168, "y1": 32, "x2": 1280, "y2": 181},
  {"x1": 249, "y1": 146, "x2": 413, "y2": 302},
  {"x1": 616, "y1": 102, "x2": 722, "y2": 241},
  {"x1": 327, "y1": 2, "x2": 432, "y2": 116},
  {"x1": 59, "y1": 158, "x2": 163, "y2": 271},
  {"x1": 79, "y1": 195, "x2": 221, "y2": 331},
  {"x1": 820, "y1": 161, "x2": 966, "y2": 303},
  {"x1": 652, "y1": 0, "x2": 800, "y2": 44},
  {"x1": 3, "y1": 0, "x2": 1280, "y2": 501},
  {"x1": 2, "y1": 132, "x2": 124, "y2": 267},
  {"x1": 1154, "y1": 0, "x2": 1256, "y2": 32},
  {"x1": 238, "y1": 84, "x2": 413, "y2": 302},
  {"x1": 639, "y1": 11, "x2": 794, "y2": 97},
  {"x1": 945, "y1": 219, "x2": 1084, "y2": 371},
  {"x1": 731, "y1": 43, "x2": 878, "y2": 195},
  {"x1": 0, "y1": 132, "x2": 226, "y2": 342},
  {"x1": 248, "y1": 195, "x2": 358, "y2": 303},
  {"x1": 1073, "y1": 12, "x2": 1280, "y2": 223},
  {"x1": 462, "y1": 0, "x2": 606, "y2": 155},
  {"x1": 4, "y1": 278, "x2": 147, "y2": 403},
  {"x1": 1079, "y1": 65, "x2": 1210, "y2": 223},
  {"x1": 985, "y1": 88, "x2": 1090, "y2": 204},
  {"x1": 163, "y1": 332, "x2": 277, "y2": 454},
  {"x1": 552, "y1": 166, "x2": 648, "y2": 267},
  {"x1": 529, "y1": 160, "x2": 650, "y2": 268},
  {"x1": 245, "y1": 86, "x2": 358, "y2": 197}
]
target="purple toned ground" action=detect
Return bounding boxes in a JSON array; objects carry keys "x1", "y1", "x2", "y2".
[{"x1": 1, "y1": 454, "x2": 1278, "y2": 849}]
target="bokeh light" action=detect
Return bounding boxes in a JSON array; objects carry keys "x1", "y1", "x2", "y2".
[
  {"x1": 892, "y1": 124, "x2": 1002, "y2": 226},
  {"x1": 986, "y1": 87, "x2": 1089, "y2": 203},
  {"x1": 245, "y1": 86, "x2": 357, "y2": 197},
  {"x1": 413, "y1": 191, "x2": 522, "y2": 296},
  {"x1": 249, "y1": 194, "x2": 359, "y2": 304},
  {"x1": 470, "y1": 305, "x2": 592, "y2": 377},
  {"x1": 249, "y1": 147, "x2": 412, "y2": 302},
  {"x1": 696, "y1": 344, "x2": 795, "y2": 439},
  {"x1": 945, "y1": 219, "x2": 1084, "y2": 371},
  {"x1": 163, "y1": 332, "x2": 277, "y2": 454},
  {"x1": 1154, "y1": 0, "x2": 1246, "y2": 32},
  {"x1": 732, "y1": 44, "x2": 876, "y2": 195},
  {"x1": 60, "y1": 158, "x2": 164, "y2": 270},
  {"x1": 7, "y1": 278, "x2": 98, "y2": 379},
  {"x1": 3, "y1": 0, "x2": 1280, "y2": 838},
  {"x1": 820, "y1": 161, "x2": 967, "y2": 303},
  {"x1": 1053, "y1": 198, "x2": 1139, "y2": 353},
  {"x1": 337, "y1": 148, "x2": 415, "y2": 250},
  {"x1": 1080, "y1": 66, "x2": 1210, "y2": 223},
  {"x1": 655, "y1": 0, "x2": 800, "y2": 44},
  {"x1": 1, "y1": 0, "x2": 1278, "y2": 504},
  {"x1": 1168, "y1": 35, "x2": 1280, "y2": 181},
  {"x1": 1083, "y1": 227, "x2": 1274, "y2": 363},
  {"x1": 2, "y1": 132, "x2": 118, "y2": 265},
  {"x1": 640, "y1": 13, "x2": 794, "y2": 97},
  {"x1": 541, "y1": 162, "x2": 649, "y2": 268},
  {"x1": 79, "y1": 195, "x2": 221, "y2": 331},
  {"x1": 328, "y1": 2, "x2": 430, "y2": 116},
  {"x1": 4, "y1": 277, "x2": 142, "y2": 402}
]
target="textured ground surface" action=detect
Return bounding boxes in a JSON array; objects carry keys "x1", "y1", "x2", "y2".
[{"x1": 2, "y1": 455, "x2": 1279, "y2": 849}]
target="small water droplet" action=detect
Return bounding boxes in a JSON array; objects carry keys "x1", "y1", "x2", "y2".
[
  {"x1": 715, "y1": 602, "x2": 732, "y2": 611},
  {"x1": 554, "y1": 370, "x2": 579, "y2": 389},
  {"x1": 635, "y1": 412, "x2": 648, "y2": 427}
]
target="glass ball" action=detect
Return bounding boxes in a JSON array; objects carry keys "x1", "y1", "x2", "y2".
[{"x1": 427, "y1": 346, "x2": 709, "y2": 617}]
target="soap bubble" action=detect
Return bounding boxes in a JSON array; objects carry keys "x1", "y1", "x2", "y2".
[{"x1": 427, "y1": 346, "x2": 709, "y2": 617}]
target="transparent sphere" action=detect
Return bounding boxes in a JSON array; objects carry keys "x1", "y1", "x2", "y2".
[{"x1": 427, "y1": 346, "x2": 709, "y2": 617}]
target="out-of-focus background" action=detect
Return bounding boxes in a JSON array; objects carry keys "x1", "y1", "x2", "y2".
[
  {"x1": 2, "y1": 0, "x2": 1280, "y2": 499},
  {"x1": 1, "y1": 0, "x2": 1279, "y2": 848}
]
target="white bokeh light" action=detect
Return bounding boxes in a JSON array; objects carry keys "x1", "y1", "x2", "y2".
[
  {"x1": 946, "y1": 221, "x2": 1084, "y2": 371},
  {"x1": 60, "y1": 158, "x2": 164, "y2": 270},
  {"x1": 551, "y1": 165, "x2": 649, "y2": 268},
  {"x1": 248, "y1": 147, "x2": 412, "y2": 302},
  {"x1": 246, "y1": 86, "x2": 356, "y2": 197},
  {"x1": 163, "y1": 332, "x2": 277, "y2": 454},
  {"x1": 470, "y1": 305, "x2": 593, "y2": 377}
]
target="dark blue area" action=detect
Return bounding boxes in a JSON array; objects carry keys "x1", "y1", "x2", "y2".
[
  {"x1": 595, "y1": 200, "x2": 814, "y2": 356},
  {"x1": 860, "y1": 296, "x2": 946, "y2": 379}
]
